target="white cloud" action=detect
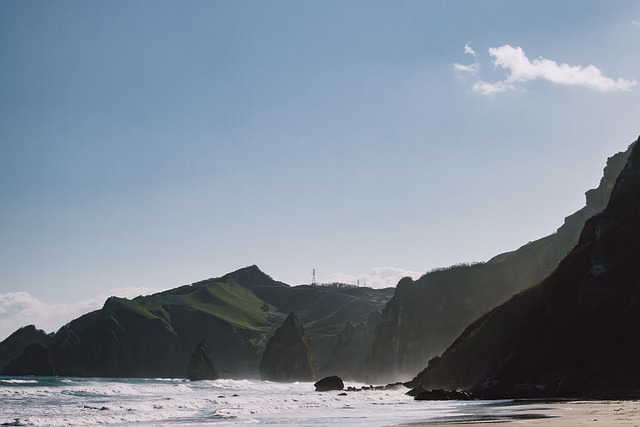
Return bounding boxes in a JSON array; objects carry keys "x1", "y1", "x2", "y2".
[
  {"x1": 0, "y1": 287, "x2": 162, "y2": 341},
  {"x1": 464, "y1": 42, "x2": 477, "y2": 57},
  {"x1": 323, "y1": 266, "x2": 422, "y2": 289},
  {"x1": 453, "y1": 62, "x2": 479, "y2": 74},
  {"x1": 632, "y1": 19, "x2": 640, "y2": 26},
  {"x1": 472, "y1": 45, "x2": 636, "y2": 96},
  {"x1": 454, "y1": 44, "x2": 480, "y2": 75},
  {"x1": 471, "y1": 80, "x2": 514, "y2": 96}
]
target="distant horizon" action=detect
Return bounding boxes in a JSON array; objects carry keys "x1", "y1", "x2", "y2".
[{"x1": 2, "y1": 1, "x2": 640, "y2": 341}]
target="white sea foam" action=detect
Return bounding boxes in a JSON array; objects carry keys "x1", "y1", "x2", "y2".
[
  {"x1": 0, "y1": 376, "x2": 493, "y2": 426},
  {"x1": 0, "y1": 379, "x2": 38, "y2": 384}
]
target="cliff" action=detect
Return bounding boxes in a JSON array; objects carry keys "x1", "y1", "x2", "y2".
[
  {"x1": 320, "y1": 311, "x2": 381, "y2": 380},
  {"x1": 259, "y1": 312, "x2": 317, "y2": 382},
  {"x1": 367, "y1": 144, "x2": 632, "y2": 382},
  {"x1": 412, "y1": 136, "x2": 640, "y2": 398},
  {"x1": 0, "y1": 325, "x2": 52, "y2": 373},
  {"x1": 1, "y1": 266, "x2": 392, "y2": 379}
]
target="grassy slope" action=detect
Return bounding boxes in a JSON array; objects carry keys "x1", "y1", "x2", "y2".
[{"x1": 109, "y1": 281, "x2": 281, "y2": 332}]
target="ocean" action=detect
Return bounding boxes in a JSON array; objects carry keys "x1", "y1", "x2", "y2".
[{"x1": 0, "y1": 376, "x2": 526, "y2": 426}]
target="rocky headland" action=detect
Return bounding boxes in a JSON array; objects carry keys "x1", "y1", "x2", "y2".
[
  {"x1": 367, "y1": 144, "x2": 632, "y2": 382},
  {"x1": 410, "y1": 136, "x2": 640, "y2": 398}
]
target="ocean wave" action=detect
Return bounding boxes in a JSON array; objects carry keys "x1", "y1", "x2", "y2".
[
  {"x1": 0, "y1": 377, "x2": 489, "y2": 426},
  {"x1": 0, "y1": 379, "x2": 38, "y2": 384}
]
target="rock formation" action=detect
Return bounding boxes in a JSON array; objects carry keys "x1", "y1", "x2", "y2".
[
  {"x1": 0, "y1": 325, "x2": 52, "y2": 373},
  {"x1": 187, "y1": 340, "x2": 219, "y2": 380},
  {"x1": 259, "y1": 312, "x2": 317, "y2": 382},
  {"x1": 413, "y1": 389, "x2": 472, "y2": 401},
  {"x1": 2, "y1": 342, "x2": 55, "y2": 376},
  {"x1": 411, "y1": 136, "x2": 640, "y2": 398},
  {"x1": 320, "y1": 311, "x2": 381, "y2": 380},
  {"x1": 368, "y1": 144, "x2": 632, "y2": 382},
  {"x1": 314, "y1": 375, "x2": 344, "y2": 391}
]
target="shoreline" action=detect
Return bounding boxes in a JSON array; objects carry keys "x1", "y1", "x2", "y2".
[{"x1": 400, "y1": 399, "x2": 640, "y2": 426}]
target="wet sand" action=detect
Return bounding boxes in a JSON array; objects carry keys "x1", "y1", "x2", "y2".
[{"x1": 402, "y1": 399, "x2": 640, "y2": 426}]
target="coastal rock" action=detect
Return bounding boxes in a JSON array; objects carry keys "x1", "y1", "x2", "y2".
[
  {"x1": 368, "y1": 143, "x2": 633, "y2": 383},
  {"x1": 412, "y1": 137, "x2": 640, "y2": 398},
  {"x1": 1, "y1": 343, "x2": 55, "y2": 376},
  {"x1": 187, "y1": 340, "x2": 219, "y2": 381},
  {"x1": 414, "y1": 389, "x2": 472, "y2": 401},
  {"x1": 259, "y1": 312, "x2": 317, "y2": 382},
  {"x1": 314, "y1": 375, "x2": 344, "y2": 391},
  {"x1": 320, "y1": 316, "x2": 375, "y2": 380},
  {"x1": 0, "y1": 325, "x2": 52, "y2": 373}
]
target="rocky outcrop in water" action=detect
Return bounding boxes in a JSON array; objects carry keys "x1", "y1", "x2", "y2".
[
  {"x1": 259, "y1": 312, "x2": 317, "y2": 382},
  {"x1": 411, "y1": 136, "x2": 640, "y2": 398},
  {"x1": 187, "y1": 340, "x2": 219, "y2": 381},
  {"x1": 367, "y1": 143, "x2": 633, "y2": 382},
  {"x1": 314, "y1": 375, "x2": 344, "y2": 391}
]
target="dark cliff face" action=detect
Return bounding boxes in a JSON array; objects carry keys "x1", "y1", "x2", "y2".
[
  {"x1": 414, "y1": 137, "x2": 640, "y2": 397},
  {"x1": 320, "y1": 311, "x2": 381, "y2": 380},
  {"x1": 367, "y1": 144, "x2": 633, "y2": 382},
  {"x1": 2, "y1": 342, "x2": 55, "y2": 376},
  {"x1": 259, "y1": 312, "x2": 317, "y2": 382},
  {"x1": 0, "y1": 325, "x2": 52, "y2": 373}
]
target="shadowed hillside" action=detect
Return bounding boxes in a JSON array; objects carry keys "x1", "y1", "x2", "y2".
[
  {"x1": 367, "y1": 143, "x2": 632, "y2": 382},
  {"x1": 411, "y1": 136, "x2": 640, "y2": 398}
]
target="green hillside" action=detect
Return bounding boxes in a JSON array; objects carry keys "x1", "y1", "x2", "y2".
[{"x1": 1, "y1": 265, "x2": 393, "y2": 379}]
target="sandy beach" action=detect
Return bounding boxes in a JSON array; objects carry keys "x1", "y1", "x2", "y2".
[{"x1": 405, "y1": 400, "x2": 640, "y2": 426}]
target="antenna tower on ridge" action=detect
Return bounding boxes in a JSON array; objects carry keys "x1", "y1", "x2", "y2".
[{"x1": 312, "y1": 269, "x2": 317, "y2": 285}]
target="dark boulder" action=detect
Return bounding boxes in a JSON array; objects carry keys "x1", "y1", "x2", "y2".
[
  {"x1": 187, "y1": 340, "x2": 219, "y2": 381},
  {"x1": 1, "y1": 343, "x2": 55, "y2": 376},
  {"x1": 414, "y1": 389, "x2": 473, "y2": 401},
  {"x1": 406, "y1": 384, "x2": 426, "y2": 397},
  {"x1": 259, "y1": 312, "x2": 317, "y2": 382},
  {"x1": 314, "y1": 375, "x2": 344, "y2": 391}
]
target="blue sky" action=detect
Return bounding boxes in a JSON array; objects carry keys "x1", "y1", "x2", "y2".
[{"x1": 1, "y1": 1, "x2": 639, "y2": 339}]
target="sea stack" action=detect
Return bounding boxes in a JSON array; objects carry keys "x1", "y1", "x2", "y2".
[
  {"x1": 259, "y1": 312, "x2": 317, "y2": 382},
  {"x1": 187, "y1": 340, "x2": 219, "y2": 381}
]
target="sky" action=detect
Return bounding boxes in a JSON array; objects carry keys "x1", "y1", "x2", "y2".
[{"x1": 1, "y1": 0, "x2": 640, "y2": 340}]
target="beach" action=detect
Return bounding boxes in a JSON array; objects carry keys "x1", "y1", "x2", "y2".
[{"x1": 413, "y1": 400, "x2": 640, "y2": 426}]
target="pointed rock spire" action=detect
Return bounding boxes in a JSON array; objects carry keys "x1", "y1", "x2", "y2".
[
  {"x1": 187, "y1": 340, "x2": 219, "y2": 381},
  {"x1": 259, "y1": 312, "x2": 317, "y2": 382}
]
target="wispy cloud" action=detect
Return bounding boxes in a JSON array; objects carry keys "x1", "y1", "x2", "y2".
[
  {"x1": 470, "y1": 44, "x2": 636, "y2": 96},
  {"x1": 453, "y1": 62, "x2": 479, "y2": 74},
  {"x1": 323, "y1": 266, "x2": 422, "y2": 289},
  {"x1": 0, "y1": 287, "x2": 162, "y2": 341},
  {"x1": 632, "y1": 19, "x2": 640, "y2": 26},
  {"x1": 454, "y1": 43, "x2": 480, "y2": 75},
  {"x1": 464, "y1": 42, "x2": 477, "y2": 57}
]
